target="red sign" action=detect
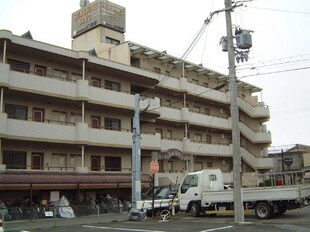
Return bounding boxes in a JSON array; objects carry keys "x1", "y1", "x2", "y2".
[{"x1": 150, "y1": 161, "x2": 159, "y2": 174}]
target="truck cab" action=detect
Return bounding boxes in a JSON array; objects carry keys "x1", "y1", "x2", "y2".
[{"x1": 179, "y1": 169, "x2": 224, "y2": 215}]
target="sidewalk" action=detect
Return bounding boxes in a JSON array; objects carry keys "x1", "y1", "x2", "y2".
[{"x1": 3, "y1": 212, "x2": 129, "y2": 231}]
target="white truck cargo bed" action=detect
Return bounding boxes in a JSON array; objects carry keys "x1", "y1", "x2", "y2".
[{"x1": 202, "y1": 185, "x2": 310, "y2": 203}]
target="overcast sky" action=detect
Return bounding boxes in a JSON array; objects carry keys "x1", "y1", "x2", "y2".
[{"x1": 0, "y1": 0, "x2": 309, "y2": 148}]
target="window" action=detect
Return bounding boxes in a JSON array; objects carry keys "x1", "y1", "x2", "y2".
[
  {"x1": 3, "y1": 150, "x2": 27, "y2": 169},
  {"x1": 168, "y1": 161, "x2": 173, "y2": 173},
  {"x1": 158, "y1": 160, "x2": 164, "y2": 172},
  {"x1": 91, "y1": 156, "x2": 101, "y2": 171},
  {"x1": 105, "y1": 117, "x2": 121, "y2": 131},
  {"x1": 194, "y1": 162, "x2": 203, "y2": 171},
  {"x1": 194, "y1": 133, "x2": 202, "y2": 143},
  {"x1": 105, "y1": 80, "x2": 120, "y2": 92},
  {"x1": 69, "y1": 154, "x2": 82, "y2": 168},
  {"x1": 52, "y1": 110, "x2": 67, "y2": 124},
  {"x1": 205, "y1": 108, "x2": 210, "y2": 115},
  {"x1": 166, "y1": 99, "x2": 171, "y2": 107},
  {"x1": 167, "y1": 130, "x2": 172, "y2": 140},
  {"x1": 54, "y1": 69, "x2": 68, "y2": 80},
  {"x1": 5, "y1": 104, "x2": 27, "y2": 120},
  {"x1": 154, "y1": 67, "x2": 161, "y2": 74},
  {"x1": 156, "y1": 128, "x2": 163, "y2": 139},
  {"x1": 91, "y1": 116, "x2": 101, "y2": 128},
  {"x1": 229, "y1": 163, "x2": 233, "y2": 172},
  {"x1": 106, "y1": 37, "x2": 120, "y2": 45},
  {"x1": 7, "y1": 59, "x2": 30, "y2": 73},
  {"x1": 207, "y1": 162, "x2": 213, "y2": 168},
  {"x1": 32, "y1": 152, "x2": 44, "y2": 170},
  {"x1": 71, "y1": 72, "x2": 82, "y2": 81},
  {"x1": 209, "y1": 174, "x2": 217, "y2": 181},
  {"x1": 193, "y1": 105, "x2": 200, "y2": 113},
  {"x1": 180, "y1": 174, "x2": 198, "y2": 194},
  {"x1": 131, "y1": 57, "x2": 140, "y2": 68},
  {"x1": 51, "y1": 153, "x2": 67, "y2": 170},
  {"x1": 33, "y1": 108, "x2": 45, "y2": 122},
  {"x1": 206, "y1": 135, "x2": 211, "y2": 144},
  {"x1": 91, "y1": 77, "x2": 101, "y2": 87},
  {"x1": 69, "y1": 113, "x2": 82, "y2": 124},
  {"x1": 105, "y1": 156, "x2": 121, "y2": 171},
  {"x1": 34, "y1": 65, "x2": 47, "y2": 77}
]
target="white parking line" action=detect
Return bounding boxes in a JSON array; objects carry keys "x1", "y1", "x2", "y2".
[
  {"x1": 200, "y1": 225, "x2": 234, "y2": 232},
  {"x1": 83, "y1": 225, "x2": 166, "y2": 232}
]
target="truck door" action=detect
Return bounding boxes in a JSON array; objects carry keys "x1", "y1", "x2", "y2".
[{"x1": 179, "y1": 174, "x2": 200, "y2": 211}]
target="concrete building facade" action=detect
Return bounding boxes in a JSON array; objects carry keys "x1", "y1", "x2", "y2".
[
  {"x1": 0, "y1": 0, "x2": 272, "y2": 205},
  {"x1": 269, "y1": 144, "x2": 310, "y2": 184}
]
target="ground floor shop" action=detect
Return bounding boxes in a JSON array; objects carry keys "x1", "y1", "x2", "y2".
[{"x1": 0, "y1": 170, "x2": 152, "y2": 211}]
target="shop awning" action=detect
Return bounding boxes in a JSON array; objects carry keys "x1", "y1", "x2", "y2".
[{"x1": 0, "y1": 171, "x2": 152, "y2": 185}]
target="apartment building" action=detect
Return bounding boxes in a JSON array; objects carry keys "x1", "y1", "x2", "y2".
[{"x1": 0, "y1": 0, "x2": 272, "y2": 205}]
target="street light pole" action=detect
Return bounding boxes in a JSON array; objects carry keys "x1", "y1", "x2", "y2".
[{"x1": 224, "y1": 0, "x2": 244, "y2": 223}]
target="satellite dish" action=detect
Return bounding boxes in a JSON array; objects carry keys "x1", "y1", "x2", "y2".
[{"x1": 80, "y1": 0, "x2": 90, "y2": 8}]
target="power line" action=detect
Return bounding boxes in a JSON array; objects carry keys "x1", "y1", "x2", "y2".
[
  {"x1": 246, "y1": 6, "x2": 310, "y2": 15},
  {"x1": 143, "y1": 9, "x2": 222, "y2": 99},
  {"x1": 237, "y1": 57, "x2": 310, "y2": 71},
  {"x1": 238, "y1": 66, "x2": 310, "y2": 79},
  {"x1": 236, "y1": 53, "x2": 310, "y2": 68}
]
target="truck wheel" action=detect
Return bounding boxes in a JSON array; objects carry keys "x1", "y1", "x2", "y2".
[
  {"x1": 254, "y1": 202, "x2": 273, "y2": 220},
  {"x1": 190, "y1": 203, "x2": 200, "y2": 217}
]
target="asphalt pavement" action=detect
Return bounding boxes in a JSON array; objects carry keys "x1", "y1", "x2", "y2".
[{"x1": 3, "y1": 211, "x2": 130, "y2": 231}]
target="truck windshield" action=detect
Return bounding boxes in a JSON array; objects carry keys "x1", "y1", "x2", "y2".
[{"x1": 180, "y1": 174, "x2": 198, "y2": 194}]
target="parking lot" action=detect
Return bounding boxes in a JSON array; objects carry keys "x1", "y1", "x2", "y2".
[{"x1": 5, "y1": 205, "x2": 310, "y2": 232}]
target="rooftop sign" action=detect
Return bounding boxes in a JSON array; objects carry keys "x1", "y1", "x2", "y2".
[{"x1": 72, "y1": 0, "x2": 126, "y2": 38}]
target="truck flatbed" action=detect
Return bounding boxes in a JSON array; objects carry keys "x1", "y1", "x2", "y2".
[{"x1": 202, "y1": 185, "x2": 310, "y2": 203}]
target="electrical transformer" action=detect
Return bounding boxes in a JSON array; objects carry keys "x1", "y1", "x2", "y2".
[{"x1": 236, "y1": 30, "x2": 252, "y2": 49}]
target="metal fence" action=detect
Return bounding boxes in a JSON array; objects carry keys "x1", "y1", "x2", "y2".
[{"x1": 1, "y1": 201, "x2": 129, "y2": 231}]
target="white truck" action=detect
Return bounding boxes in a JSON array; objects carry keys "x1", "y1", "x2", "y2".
[{"x1": 179, "y1": 169, "x2": 310, "y2": 220}]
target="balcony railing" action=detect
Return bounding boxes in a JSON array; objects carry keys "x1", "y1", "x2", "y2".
[
  {"x1": 10, "y1": 66, "x2": 79, "y2": 83},
  {"x1": 3, "y1": 164, "x2": 132, "y2": 173}
]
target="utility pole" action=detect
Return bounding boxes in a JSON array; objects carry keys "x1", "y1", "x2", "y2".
[
  {"x1": 224, "y1": 0, "x2": 244, "y2": 223},
  {"x1": 132, "y1": 93, "x2": 141, "y2": 209}
]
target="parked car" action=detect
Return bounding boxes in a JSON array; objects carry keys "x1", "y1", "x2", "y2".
[
  {"x1": 142, "y1": 185, "x2": 178, "y2": 200},
  {"x1": 141, "y1": 185, "x2": 179, "y2": 216}
]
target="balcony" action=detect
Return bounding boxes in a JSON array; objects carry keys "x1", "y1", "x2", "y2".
[
  {"x1": 161, "y1": 137, "x2": 272, "y2": 170},
  {"x1": 0, "y1": 67, "x2": 160, "y2": 115},
  {"x1": 159, "y1": 106, "x2": 271, "y2": 144},
  {"x1": 240, "y1": 123, "x2": 272, "y2": 144},
  {"x1": 161, "y1": 77, "x2": 270, "y2": 119},
  {"x1": 239, "y1": 98, "x2": 270, "y2": 119},
  {"x1": 0, "y1": 114, "x2": 161, "y2": 150},
  {"x1": 159, "y1": 106, "x2": 230, "y2": 130},
  {"x1": 187, "y1": 82, "x2": 229, "y2": 104}
]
